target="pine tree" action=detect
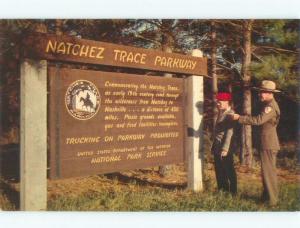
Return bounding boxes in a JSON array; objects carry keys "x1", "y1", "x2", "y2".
[{"x1": 251, "y1": 20, "x2": 299, "y2": 101}]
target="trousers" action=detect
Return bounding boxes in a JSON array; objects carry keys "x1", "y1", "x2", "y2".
[
  {"x1": 213, "y1": 153, "x2": 237, "y2": 194},
  {"x1": 261, "y1": 150, "x2": 278, "y2": 205}
]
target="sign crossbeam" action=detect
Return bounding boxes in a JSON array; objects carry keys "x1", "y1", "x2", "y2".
[{"x1": 23, "y1": 33, "x2": 208, "y2": 76}]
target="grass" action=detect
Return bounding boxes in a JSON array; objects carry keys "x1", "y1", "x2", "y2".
[
  {"x1": 0, "y1": 193, "x2": 16, "y2": 211},
  {"x1": 1, "y1": 173, "x2": 299, "y2": 211},
  {"x1": 45, "y1": 182, "x2": 299, "y2": 212},
  {"x1": 0, "y1": 142, "x2": 299, "y2": 211}
]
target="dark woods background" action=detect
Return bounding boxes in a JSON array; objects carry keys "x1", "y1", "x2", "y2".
[{"x1": 0, "y1": 19, "x2": 299, "y2": 155}]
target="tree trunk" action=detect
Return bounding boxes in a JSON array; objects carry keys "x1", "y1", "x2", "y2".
[
  {"x1": 161, "y1": 20, "x2": 173, "y2": 78},
  {"x1": 55, "y1": 19, "x2": 63, "y2": 35},
  {"x1": 34, "y1": 20, "x2": 47, "y2": 33},
  {"x1": 211, "y1": 21, "x2": 218, "y2": 131},
  {"x1": 240, "y1": 20, "x2": 254, "y2": 167}
]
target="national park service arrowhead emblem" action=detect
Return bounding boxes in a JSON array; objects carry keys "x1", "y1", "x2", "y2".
[
  {"x1": 264, "y1": 106, "x2": 272, "y2": 114},
  {"x1": 65, "y1": 80, "x2": 101, "y2": 120}
]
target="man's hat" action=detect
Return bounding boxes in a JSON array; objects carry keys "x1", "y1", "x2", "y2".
[
  {"x1": 216, "y1": 92, "x2": 232, "y2": 101},
  {"x1": 253, "y1": 80, "x2": 280, "y2": 93}
]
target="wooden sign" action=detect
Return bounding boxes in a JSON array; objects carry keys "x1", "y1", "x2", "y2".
[
  {"x1": 49, "y1": 67, "x2": 185, "y2": 178},
  {"x1": 23, "y1": 33, "x2": 207, "y2": 76}
]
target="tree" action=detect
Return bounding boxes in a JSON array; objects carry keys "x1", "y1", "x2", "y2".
[
  {"x1": 240, "y1": 20, "x2": 254, "y2": 167},
  {"x1": 251, "y1": 20, "x2": 299, "y2": 143},
  {"x1": 251, "y1": 20, "x2": 299, "y2": 101},
  {"x1": 211, "y1": 20, "x2": 218, "y2": 130}
]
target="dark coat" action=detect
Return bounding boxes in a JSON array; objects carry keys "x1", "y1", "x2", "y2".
[{"x1": 212, "y1": 108, "x2": 235, "y2": 154}]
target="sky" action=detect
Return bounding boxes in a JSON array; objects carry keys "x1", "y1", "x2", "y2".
[{"x1": 0, "y1": 0, "x2": 300, "y2": 18}]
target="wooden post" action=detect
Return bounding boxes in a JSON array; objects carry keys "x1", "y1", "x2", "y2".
[
  {"x1": 186, "y1": 49, "x2": 204, "y2": 191},
  {"x1": 20, "y1": 59, "x2": 47, "y2": 210}
]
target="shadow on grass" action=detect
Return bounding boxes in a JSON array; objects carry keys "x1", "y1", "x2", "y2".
[
  {"x1": 0, "y1": 143, "x2": 20, "y2": 182},
  {"x1": 104, "y1": 172, "x2": 187, "y2": 190},
  {"x1": 238, "y1": 192, "x2": 261, "y2": 204},
  {"x1": 0, "y1": 179, "x2": 20, "y2": 210},
  {"x1": 0, "y1": 144, "x2": 20, "y2": 210}
]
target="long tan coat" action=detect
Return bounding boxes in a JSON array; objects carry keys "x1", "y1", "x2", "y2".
[{"x1": 238, "y1": 97, "x2": 280, "y2": 205}]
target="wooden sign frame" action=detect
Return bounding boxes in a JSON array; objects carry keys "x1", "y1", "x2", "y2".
[{"x1": 20, "y1": 33, "x2": 206, "y2": 210}]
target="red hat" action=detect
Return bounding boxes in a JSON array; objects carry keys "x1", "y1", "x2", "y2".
[{"x1": 216, "y1": 92, "x2": 232, "y2": 101}]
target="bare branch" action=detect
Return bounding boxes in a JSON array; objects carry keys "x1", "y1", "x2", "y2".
[
  {"x1": 216, "y1": 63, "x2": 233, "y2": 71},
  {"x1": 253, "y1": 45, "x2": 298, "y2": 54},
  {"x1": 144, "y1": 19, "x2": 162, "y2": 28},
  {"x1": 251, "y1": 52, "x2": 264, "y2": 62},
  {"x1": 134, "y1": 34, "x2": 161, "y2": 46},
  {"x1": 218, "y1": 57, "x2": 235, "y2": 66}
]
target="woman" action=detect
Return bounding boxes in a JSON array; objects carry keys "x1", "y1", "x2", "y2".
[{"x1": 211, "y1": 92, "x2": 237, "y2": 195}]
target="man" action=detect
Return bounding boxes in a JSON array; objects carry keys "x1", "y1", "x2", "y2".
[
  {"x1": 212, "y1": 92, "x2": 237, "y2": 195},
  {"x1": 231, "y1": 80, "x2": 280, "y2": 206}
]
